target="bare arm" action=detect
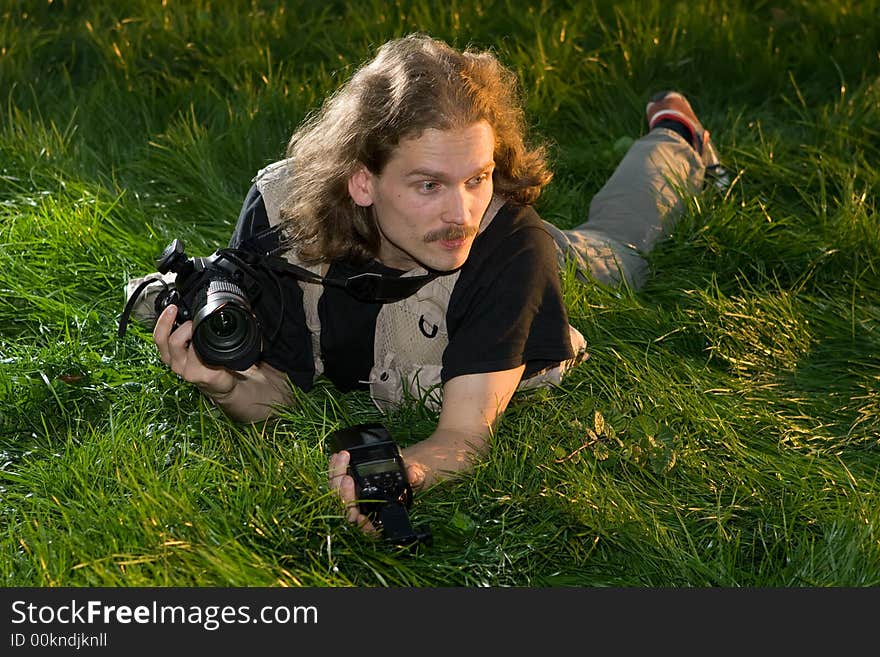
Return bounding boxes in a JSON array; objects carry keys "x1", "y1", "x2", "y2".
[
  {"x1": 400, "y1": 364, "x2": 526, "y2": 489},
  {"x1": 153, "y1": 304, "x2": 293, "y2": 423},
  {"x1": 328, "y1": 364, "x2": 525, "y2": 531}
]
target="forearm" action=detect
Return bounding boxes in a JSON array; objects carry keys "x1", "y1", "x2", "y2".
[
  {"x1": 400, "y1": 366, "x2": 525, "y2": 490},
  {"x1": 202, "y1": 362, "x2": 293, "y2": 423}
]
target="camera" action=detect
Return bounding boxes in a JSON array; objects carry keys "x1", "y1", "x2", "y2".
[
  {"x1": 329, "y1": 423, "x2": 431, "y2": 547},
  {"x1": 152, "y1": 239, "x2": 265, "y2": 371},
  {"x1": 119, "y1": 233, "x2": 444, "y2": 373}
]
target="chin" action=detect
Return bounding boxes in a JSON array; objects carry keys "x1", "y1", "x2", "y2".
[{"x1": 424, "y1": 249, "x2": 471, "y2": 273}]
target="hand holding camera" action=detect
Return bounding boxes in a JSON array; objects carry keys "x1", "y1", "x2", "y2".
[
  {"x1": 152, "y1": 239, "x2": 266, "y2": 372},
  {"x1": 152, "y1": 303, "x2": 239, "y2": 398}
]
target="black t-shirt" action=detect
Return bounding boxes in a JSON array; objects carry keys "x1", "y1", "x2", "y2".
[{"x1": 229, "y1": 184, "x2": 575, "y2": 392}]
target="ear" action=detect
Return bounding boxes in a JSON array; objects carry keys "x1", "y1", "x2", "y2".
[{"x1": 347, "y1": 164, "x2": 375, "y2": 207}]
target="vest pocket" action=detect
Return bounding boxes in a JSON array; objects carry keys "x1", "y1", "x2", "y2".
[{"x1": 367, "y1": 352, "x2": 444, "y2": 412}]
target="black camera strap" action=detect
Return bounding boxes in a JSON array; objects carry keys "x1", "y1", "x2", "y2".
[
  {"x1": 237, "y1": 224, "x2": 448, "y2": 304},
  {"x1": 244, "y1": 225, "x2": 455, "y2": 303},
  {"x1": 117, "y1": 275, "x2": 169, "y2": 339},
  {"x1": 261, "y1": 256, "x2": 441, "y2": 304}
]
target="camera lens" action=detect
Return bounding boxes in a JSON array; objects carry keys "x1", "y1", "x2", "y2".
[
  {"x1": 206, "y1": 309, "x2": 243, "y2": 340},
  {"x1": 191, "y1": 281, "x2": 262, "y2": 371}
]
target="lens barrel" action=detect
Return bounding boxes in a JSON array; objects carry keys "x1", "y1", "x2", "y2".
[{"x1": 191, "y1": 280, "x2": 262, "y2": 371}]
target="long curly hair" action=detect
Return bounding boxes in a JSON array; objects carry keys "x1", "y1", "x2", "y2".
[{"x1": 280, "y1": 34, "x2": 552, "y2": 264}]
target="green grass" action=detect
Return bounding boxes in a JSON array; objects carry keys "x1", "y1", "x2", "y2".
[{"x1": 1, "y1": 0, "x2": 878, "y2": 587}]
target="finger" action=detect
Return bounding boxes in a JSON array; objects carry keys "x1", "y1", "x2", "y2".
[
  {"x1": 406, "y1": 463, "x2": 427, "y2": 490},
  {"x1": 167, "y1": 317, "x2": 193, "y2": 354},
  {"x1": 338, "y1": 475, "x2": 362, "y2": 524},
  {"x1": 178, "y1": 340, "x2": 214, "y2": 383},
  {"x1": 328, "y1": 452, "x2": 378, "y2": 535},
  {"x1": 328, "y1": 451, "x2": 350, "y2": 490},
  {"x1": 152, "y1": 305, "x2": 178, "y2": 364},
  {"x1": 358, "y1": 517, "x2": 378, "y2": 536},
  {"x1": 166, "y1": 320, "x2": 194, "y2": 376},
  {"x1": 338, "y1": 481, "x2": 378, "y2": 535}
]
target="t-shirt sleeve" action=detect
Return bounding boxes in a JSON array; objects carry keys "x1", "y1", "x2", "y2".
[
  {"x1": 228, "y1": 184, "x2": 315, "y2": 391},
  {"x1": 442, "y1": 207, "x2": 575, "y2": 381},
  {"x1": 229, "y1": 184, "x2": 271, "y2": 250}
]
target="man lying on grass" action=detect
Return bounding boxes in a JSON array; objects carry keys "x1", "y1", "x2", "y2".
[{"x1": 141, "y1": 34, "x2": 726, "y2": 534}]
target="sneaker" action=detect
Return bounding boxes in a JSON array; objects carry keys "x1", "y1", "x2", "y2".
[{"x1": 646, "y1": 90, "x2": 730, "y2": 190}]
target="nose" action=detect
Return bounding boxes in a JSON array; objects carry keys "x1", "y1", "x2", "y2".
[{"x1": 441, "y1": 187, "x2": 469, "y2": 225}]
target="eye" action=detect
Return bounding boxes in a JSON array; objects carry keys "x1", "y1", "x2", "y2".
[
  {"x1": 419, "y1": 181, "x2": 439, "y2": 193},
  {"x1": 467, "y1": 172, "x2": 491, "y2": 187}
]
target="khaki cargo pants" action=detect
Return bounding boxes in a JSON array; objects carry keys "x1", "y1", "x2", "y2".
[{"x1": 545, "y1": 128, "x2": 705, "y2": 290}]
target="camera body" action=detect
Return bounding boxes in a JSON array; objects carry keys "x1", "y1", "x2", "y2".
[
  {"x1": 154, "y1": 239, "x2": 264, "y2": 371},
  {"x1": 329, "y1": 423, "x2": 430, "y2": 547}
]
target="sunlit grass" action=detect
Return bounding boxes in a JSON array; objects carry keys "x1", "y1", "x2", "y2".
[{"x1": 1, "y1": 0, "x2": 878, "y2": 586}]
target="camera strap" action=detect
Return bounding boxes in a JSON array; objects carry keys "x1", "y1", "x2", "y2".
[
  {"x1": 237, "y1": 225, "x2": 447, "y2": 303},
  {"x1": 117, "y1": 275, "x2": 169, "y2": 339},
  {"x1": 262, "y1": 256, "x2": 441, "y2": 304}
]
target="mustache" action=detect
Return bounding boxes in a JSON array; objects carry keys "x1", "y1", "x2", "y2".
[{"x1": 424, "y1": 224, "x2": 479, "y2": 243}]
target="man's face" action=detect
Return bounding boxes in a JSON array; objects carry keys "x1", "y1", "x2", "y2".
[{"x1": 349, "y1": 120, "x2": 496, "y2": 272}]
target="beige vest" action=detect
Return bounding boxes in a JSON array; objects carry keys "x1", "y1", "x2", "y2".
[{"x1": 255, "y1": 159, "x2": 588, "y2": 412}]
